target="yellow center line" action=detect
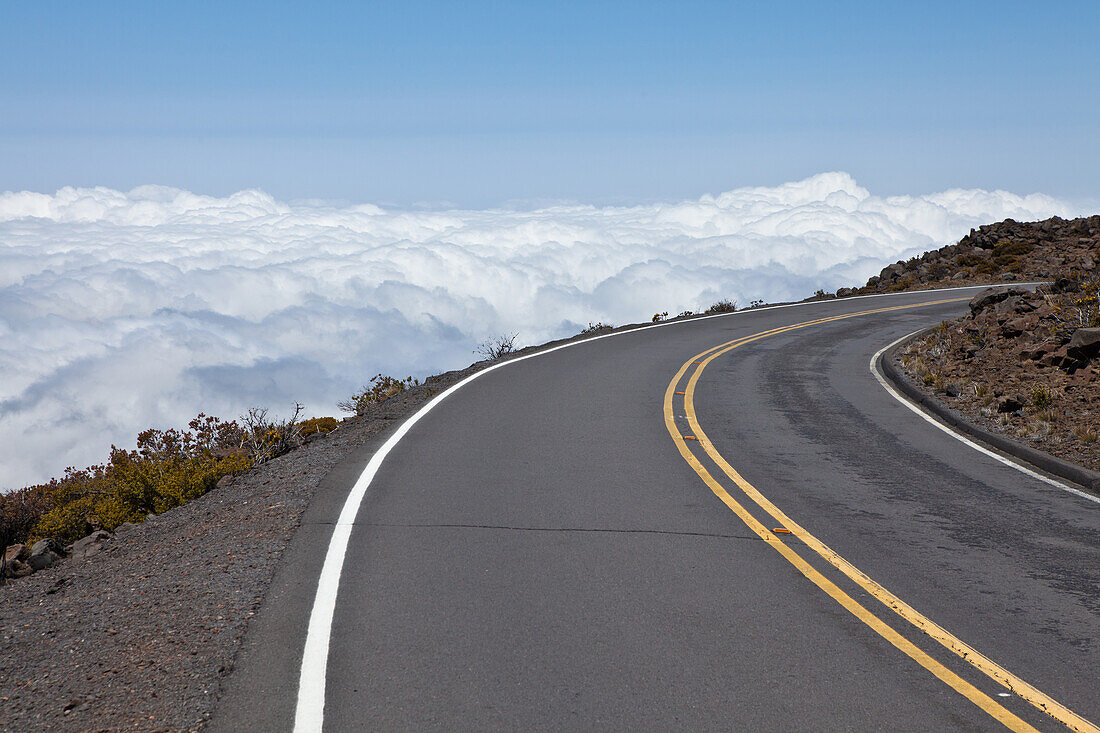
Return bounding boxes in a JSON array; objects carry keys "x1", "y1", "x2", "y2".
[{"x1": 665, "y1": 298, "x2": 1100, "y2": 733}]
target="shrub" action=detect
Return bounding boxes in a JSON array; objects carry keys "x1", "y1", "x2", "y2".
[
  {"x1": 240, "y1": 404, "x2": 306, "y2": 463},
  {"x1": 475, "y1": 333, "x2": 519, "y2": 360},
  {"x1": 299, "y1": 416, "x2": 338, "y2": 438},
  {"x1": 0, "y1": 484, "x2": 51, "y2": 551},
  {"x1": 1074, "y1": 427, "x2": 1098, "y2": 444},
  {"x1": 1030, "y1": 386, "x2": 1054, "y2": 410},
  {"x1": 992, "y1": 239, "x2": 1033, "y2": 258},
  {"x1": 705, "y1": 299, "x2": 737, "y2": 314},
  {"x1": 28, "y1": 414, "x2": 252, "y2": 545},
  {"x1": 652, "y1": 312, "x2": 669, "y2": 323},
  {"x1": 579, "y1": 322, "x2": 613, "y2": 335},
  {"x1": 338, "y1": 374, "x2": 419, "y2": 414}
]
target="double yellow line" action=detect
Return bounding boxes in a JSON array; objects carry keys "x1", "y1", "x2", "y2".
[{"x1": 663, "y1": 298, "x2": 1098, "y2": 733}]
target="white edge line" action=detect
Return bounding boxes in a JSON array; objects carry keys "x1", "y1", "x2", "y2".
[
  {"x1": 292, "y1": 281, "x2": 1041, "y2": 732},
  {"x1": 871, "y1": 331, "x2": 1100, "y2": 506}
]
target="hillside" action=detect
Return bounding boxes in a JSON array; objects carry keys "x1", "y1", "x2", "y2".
[
  {"x1": 862, "y1": 215, "x2": 1100, "y2": 477},
  {"x1": 840, "y1": 215, "x2": 1100, "y2": 296}
]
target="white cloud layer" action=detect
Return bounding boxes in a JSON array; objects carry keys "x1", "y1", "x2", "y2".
[{"x1": 0, "y1": 172, "x2": 1080, "y2": 490}]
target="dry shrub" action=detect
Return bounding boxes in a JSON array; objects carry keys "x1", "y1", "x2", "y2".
[{"x1": 338, "y1": 374, "x2": 419, "y2": 415}]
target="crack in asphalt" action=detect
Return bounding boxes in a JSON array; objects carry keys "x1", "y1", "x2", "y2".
[{"x1": 309, "y1": 520, "x2": 761, "y2": 541}]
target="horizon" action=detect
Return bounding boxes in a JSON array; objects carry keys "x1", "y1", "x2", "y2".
[{"x1": 4, "y1": 1, "x2": 1100, "y2": 207}]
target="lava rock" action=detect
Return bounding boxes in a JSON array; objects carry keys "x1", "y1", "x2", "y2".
[
  {"x1": 997, "y1": 397, "x2": 1024, "y2": 413},
  {"x1": 27, "y1": 550, "x2": 60, "y2": 571},
  {"x1": 69, "y1": 530, "x2": 114, "y2": 562},
  {"x1": 969, "y1": 287, "x2": 1029, "y2": 316},
  {"x1": 1066, "y1": 328, "x2": 1100, "y2": 361},
  {"x1": 4, "y1": 543, "x2": 29, "y2": 564}
]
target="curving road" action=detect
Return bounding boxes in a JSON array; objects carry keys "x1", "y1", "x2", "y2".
[{"x1": 214, "y1": 287, "x2": 1100, "y2": 732}]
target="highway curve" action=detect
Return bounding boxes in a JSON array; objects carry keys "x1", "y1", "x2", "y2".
[{"x1": 213, "y1": 286, "x2": 1100, "y2": 732}]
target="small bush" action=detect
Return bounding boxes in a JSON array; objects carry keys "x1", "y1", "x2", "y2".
[
  {"x1": 1074, "y1": 427, "x2": 1098, "y2": 444},
  {"x1": 705, "y1": 299, "x2": 737, "y2": 314},
  {"x1": 0, "y1": 484, "x2": 51, "y2": 551},
  {"x1": 476, "y1": 333, "x2": 519, "y2": 360},
  {"x1": 992, "y1": 239, "x2": 1033, "y2": 258},
  {"x1": 338, "y1": 374, "x2": 419, "y2": 414},
  {"x1": 1030, "y1": 386, "x2": 1054, "y2": 410},
  {"x1": 299, "y1": 416, "x2": 338, "y2": 438},
  {"x1": 579, "y1": 322, "x2": 613, "y2": 335},
  {"x1": 240, "y1": 404, "x2": 306, "y2": 463},
  {"x1": 652, "y1": 312, "x2": 669, "y2": 323},
  {"x1": 677, "y1": 311, "x2": 695, "y2": 318}
]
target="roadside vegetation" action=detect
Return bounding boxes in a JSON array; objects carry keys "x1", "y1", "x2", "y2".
[{"x1": 0, "y1": 407, "x2": 338, "y2": 551}]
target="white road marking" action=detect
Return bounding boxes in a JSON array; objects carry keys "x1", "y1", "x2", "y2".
[
  {"x1": 870, "y1": 332, "x2": 1100, "y2": 506},
  {"x1": 294, "y1": 282, "x2": 1035, "y2": 731}
]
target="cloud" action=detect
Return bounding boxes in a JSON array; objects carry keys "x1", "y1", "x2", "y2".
[{"x1": 0, "y1": 172, "x2": 1081, "y2": 490}]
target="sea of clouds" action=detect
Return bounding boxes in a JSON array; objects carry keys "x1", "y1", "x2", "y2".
[{"x1": 0, "y1": 172, "x2": 1080, "y2": 490}]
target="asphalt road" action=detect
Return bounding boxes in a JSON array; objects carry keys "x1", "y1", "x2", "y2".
[{"x1": 214, "y1": 287, "x2": 1100, "y2": 732}]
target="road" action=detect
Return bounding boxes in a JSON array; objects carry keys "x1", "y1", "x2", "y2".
[{"x1": 213, "y1": 287, "x2": 1100, "y2": 732}]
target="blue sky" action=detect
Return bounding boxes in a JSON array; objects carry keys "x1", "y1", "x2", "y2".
[{"x1": 3, "y1": 0, "x2": 1098, "y2": 206}]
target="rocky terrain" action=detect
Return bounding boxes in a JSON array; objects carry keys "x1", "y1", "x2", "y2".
[
  {"x1": 896, "y1": 283, "x2": 1100, "y2": 473},
  {"x1": 837, "y1": 215, "x2": 1100, "y2": 297}
]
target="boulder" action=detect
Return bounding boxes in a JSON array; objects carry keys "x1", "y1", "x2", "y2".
[
  {"x1": 30, "y1": 538, "x2": 62, "y2": 557},
  {"x1": 27, "y1": 550, "x2": 60, "y2": 571},
  {"x1": 1053, "y1": 277, "x2": 1080, "y2": 293},
  {"x1": 69, "y1": 530, "x2": 114, "y2": 562},
  {"x1": 997, "y1": 397, "x2": 1023, "y2": 413},
  {"x1": 4, "y1": 559, "x2": 34, "y2": 578},
  {"x1": 969, "y1": 287, "x2": 1029, "y2": 315},
  {"x1": 879, "y1": 262, "x2": 906, "y2": 281},
  {"x1": 4, "y1": 544, "x2": 28, "y2": 564},
  {"x1": 835, "y1": 287, "x2": 854, "y2": 298},
  {"x1": 1066, "y1": 328, "x2": 1100, "y2": 361},
  {"x1": 1000, "y1": 317, "x2": 1033, "y2": 338},
  {"x1": 27, "y1": 538, "x2": 63, "y2": 571}
]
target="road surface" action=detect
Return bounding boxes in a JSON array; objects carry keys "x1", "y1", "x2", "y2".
[{"x1": 214, "y1": 286, "x2": 1100, "y2": 732}]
